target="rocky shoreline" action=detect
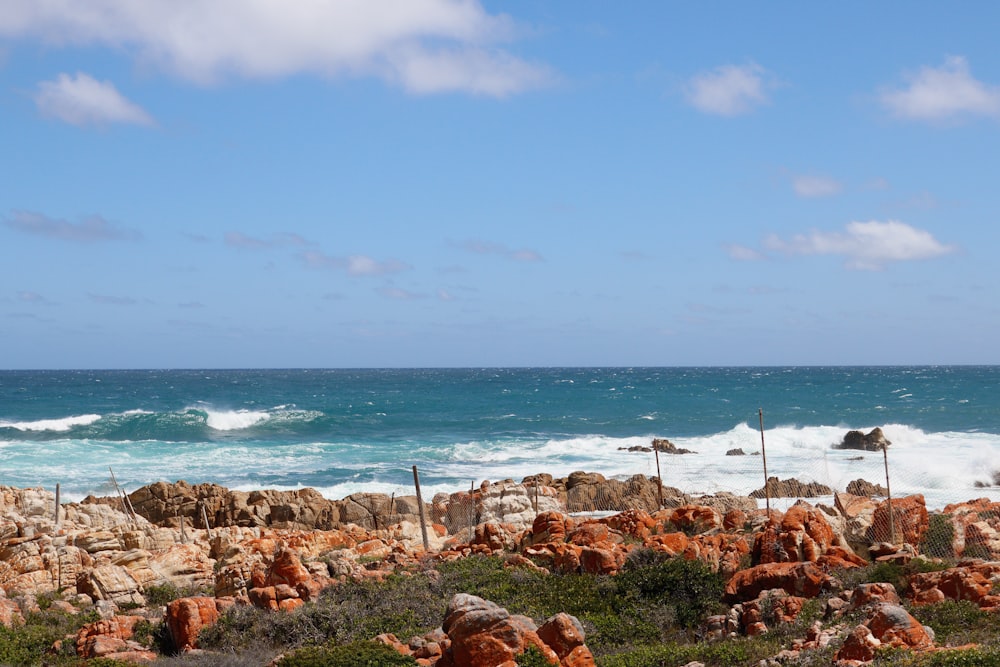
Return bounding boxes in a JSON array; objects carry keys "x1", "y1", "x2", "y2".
[{"x1": 2, "y1": 466, "x2": 1000, "y2": 665}]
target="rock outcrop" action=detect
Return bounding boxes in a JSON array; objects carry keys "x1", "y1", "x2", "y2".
[{"x1": 836, "y1": 427, "x2": 891, "y2": 451}]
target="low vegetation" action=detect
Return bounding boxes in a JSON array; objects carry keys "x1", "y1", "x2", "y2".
[{"x1": 7, "y1": 552, "x2": 1000, "y2": 666}]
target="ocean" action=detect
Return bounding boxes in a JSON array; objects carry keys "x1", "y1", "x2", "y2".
[{"x1": 1, "y1": 367, "x2": 999, "y2": 510}]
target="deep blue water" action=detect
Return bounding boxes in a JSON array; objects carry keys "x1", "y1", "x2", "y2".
[{"x1": 1, "y1": 367, "x2": 998, "y2": 506}]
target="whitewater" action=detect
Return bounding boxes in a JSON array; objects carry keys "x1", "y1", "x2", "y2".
[{"x1": 1, "y1": 367, "x2": 998, "y2": 510}]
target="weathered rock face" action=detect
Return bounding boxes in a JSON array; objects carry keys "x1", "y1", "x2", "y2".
[
  {"x1": 651, "y1": 438, "x2": 695, "y2": 454},
  {"x1": 750, "y1": 477, "x2": 833, "y2": 499},
  {"x1": 724, "y1": 562, "x2": 833, "y2": 603},
  {"x1": 438, "y1": 593, "x2": 559, "y2": 667},
  {"x1": 565, "y1": 473, "x2": 665, "y2": 513},
  {"x1": 836, "y1": 427, "x2": 891, "y2": 451},
  {"x1": 437, "y1": 480, "x2": 563, "y2": 535},
  {"x1": 906, "y1": 562, "x2": 1000, "y2": 609},
  {"x1": 867, "y1": 495, "x2": 928, "y2": 545},
  {"x1": 834, "y1": 602, "x2": 934, "y2": 663},
  {"x1": 846, "y1": 479, "x2": 888, "y2": 497},
  {"x1": 166, "y1": 596, "x2": 222, "y2": 651}
]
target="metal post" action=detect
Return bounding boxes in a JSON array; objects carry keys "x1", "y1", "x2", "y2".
[
  {"x1": 759, "y1": 409, "x2": 771, "y2": 516},
  {"x1": 412, "y1": 465, "x2": 430, "y2": 552},
  {"x1": 883, "y1": 443, "x2": 895, "y2": 544},
  {"x1": 654, "y1": 443, "x2": 664, "y2": 510},
  {"x1": 54, "y1": 483, "x2": 61, "y2": 527}
]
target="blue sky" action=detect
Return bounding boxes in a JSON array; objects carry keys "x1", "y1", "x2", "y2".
[{"x1": 2, "y1": 2, "x2": 998, "y2": 368}]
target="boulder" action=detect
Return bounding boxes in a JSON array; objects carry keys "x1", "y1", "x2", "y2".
[
  {"x1": 166, "y1": 596, "x2": 221, "y2": 651},
  {"x1": 846, "y1": 479, "x2": 888, "y2": 497},
  {"x1": 724, "y1": 562, "x2": 833, "y2": 603},
  {"x1": 651, "y1": 438, "x2": 695, "y2": 454},
  {"x1": 836, "y1": 427, "x2": 891, "y2": 451},
  {"x1": 438, "y1": 593, "x2": 558, "y2": 667},
  {"x1": 750, "y1": 477, "x2": 833, "y2": 499},
  {"x1": 868, "y1": 495, "x2": 928, "y2": 546}
]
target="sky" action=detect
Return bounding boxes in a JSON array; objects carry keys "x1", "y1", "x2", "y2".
[{"x1": 1, "y1": 1, "x2": 999, "y2": 369}]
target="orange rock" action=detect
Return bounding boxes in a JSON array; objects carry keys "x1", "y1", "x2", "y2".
[
  {"x1": 724, "y1": 562, "x2": 831, "y2": 603},
  {"x1": 529, "y1": 511, "x2": 575, "y2": 545},
  {"x1": 603, "y1": 510, "x2": 655, "y2": 541},
  {"x1": 441, "y1": 594, "x2": 559, "y2": 667},
  {"x1": 165, "y1": 597, "x2": 221, "y2": 651},
  {"x1": 670, "y1": 505, "x2": 722, "y2": 535},
  {"x1": 867, "y1": 603, "x2": 934, "y2": 651},
  {"x1": 869, "y1": 495, "x2": 928, "y2": 545},
  {"x1": 579, "y1": 545, "x2": 624, "y2": 575},
  {"x1": 567, "y1": 522, "x2": 612, "y2": 547},
  {"x1": 76, "y1": 615, "x2": 144, "y2": 658}
]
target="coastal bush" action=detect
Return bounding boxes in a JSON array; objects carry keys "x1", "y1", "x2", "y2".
[
  {"x1": 615, "y1": 551, "x2": 726, "y2": 629},
  {"x1": 273, "y1": 640, "x2": 417, "y2": 666},
  {"x1": 909, "y1": 599, "x2": 1000, "y2": 647},
  {"x1": 873, "y1": 645, "x2": 1000, "y2": 666},
  {"x1": 920, "y1": 513, "x2": 957, "y2": 558},
  {"x1": 517, "y1": 645, "x2": 556, "y2": 667},
  {"x1": 596, "y1": 634, "x2": 784, "y2": 667},
  {"x1": 0, "y1": 607, "x2": 99, "y2": 666}
]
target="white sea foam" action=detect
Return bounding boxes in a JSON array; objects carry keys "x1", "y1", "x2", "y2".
[
  {"x1": 0, "y1": 414, "x2": 102, "y2": 432},
  {"x1": 204, "y1": 409, "x2": 270, "y2": 431}
]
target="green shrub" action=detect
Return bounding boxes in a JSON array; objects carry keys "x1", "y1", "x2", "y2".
[
  {"x1": 910, "y1": 599, "x2": 1000, "y2": 647},
  {"x1": 920, "y1": 514, "x2": 957, "y2": 558},
  {"x1": 274, "y1": 640, "x2": 417, "y2": 666},
  {"x1": 517, "y1": 645, "x2": 555, "y2": 667},
  {"x1": 0, "y1": 608, "x2": 99, "y2": 666},
  {"x1": 615, "y1": 553, "x2": 726, "y2": 628}
]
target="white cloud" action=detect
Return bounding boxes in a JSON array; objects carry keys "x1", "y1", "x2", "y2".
[
  {"x1": 34, "y1": 72, "x2": 154, "y2": 127},
  {"x1": 300, "y1": 250, "x2": 410, "y2": 276},
  {"x1": 225, "y1": 231, "x2": 310, "y2": 249},
  {"x1": 792, "y1": 174, "x2": 842, "y2": 198},
  {"x1": 880, "y1": 56, "x2": 1000, "y2": 121},
  {"x1": 456, "y1": 239, "x2": 543, "y2": 262},
  {"x1": 1, "y1": 0, "x2": 550, "y2": 96},
  {"x1": 763, "y1": 220, "x2": 956, "y2": 270},
  {"x1": 684, "y1": 63, "x2": 773, "y2": 116},
  {"x1": 3, "y1": 210, "x2": 142, "y2": 242},
  {"x1": 725, "y1": 244, "x2": 765, "y2": 261}
]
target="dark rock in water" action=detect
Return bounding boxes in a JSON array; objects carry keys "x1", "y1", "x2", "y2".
[
  {"x1": 618, "y1": 445, "x2": 652, "y2": 452},
  {"x1": 974, "y1": 471, "x2": 1000, "y2": 488},
  {"x1": 651, "y1": 438, "x2": 695, "y2": 454},
  {"x1": 846, "y1": 478, "x2": 888, "y2": 497},
  {"x1": 726, "y1": 448, "x2": 746, "y2": 456},
  {"x1": 750, "y1": 476, "x2": 834, "y2": 499},
  {"x1": 836, "y1": 427, "x2": 891, "y2": 451}
]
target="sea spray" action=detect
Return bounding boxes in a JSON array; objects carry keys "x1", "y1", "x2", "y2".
[{"x1": 1, "y1": 367, "x2": 999, "y2": 508}]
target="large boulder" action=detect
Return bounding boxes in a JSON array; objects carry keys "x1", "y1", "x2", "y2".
[
  {"x1": 836, "y1": 427, "x2": 891, "y2": 451},
  {"x1": 751, "y1": 477, "x2": 833, "y2": 499},
  {"x1": 438, "y1": 593, "x2": 558, "y2": 667}
]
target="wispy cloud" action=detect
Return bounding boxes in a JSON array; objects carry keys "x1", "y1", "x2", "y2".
[
  {"x1": 34, "y1": 72, "x2": 154, "y2": 127},
  {"x1": 17, "y1": 291, "x2": 55, "y2": 304},
  {"x1": 300, "y1": 250, "x2": 411, "y2": 276},
  {"x1": 1, "y1": 0, "x2": 552, "y2": 96},
  {"x1": 225, "y1": 231, "x2": 310, "y2": 249},
  {"x1": 762, "y1": 220, "x2": 957, "y2": 270},
  {"x1": 791, "y1": 174, "x2": 842, "y2": 198},
  {"x1": 87, "y1": 293, "x2": 137, "y2": 305},
  {"x1": 3, "y1": 210, "x2": 141, "y2": 242},
  {"x1": 455, "y1": 239, "x2": 543, "y2": 262},
  {"x1": 724, "y1": 244, "x2": 766, "y2": 261},
  {"x1": 880, "y1": 56, "x2": 1000, "y2": 121},
  {"x1": 684, "y1": 63, "x2": 775, "y2": 116},
  {"x1": 378, "y1": 286, "x2": 424, "y2": 300}
]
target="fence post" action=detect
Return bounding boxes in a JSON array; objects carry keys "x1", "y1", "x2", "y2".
[
  {"x1": 759, "y1": 409, "x2": 771, "y2": 517},
  {"x1": 654, "y1": 443, "x2": 664, "y2": 510},
  {"x1": 412, "y1": 465, "x2": 430, "y2": 552},
  {"x1": 54, "y1": 483, "x2": 61, "y2": 527},
  {"x1": 883, "y1": 443, "x2": 895, "y2": 544}
]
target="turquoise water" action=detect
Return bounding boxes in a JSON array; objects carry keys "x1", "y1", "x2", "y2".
[{"x1": 1, "y1": 367, "x2": 999, "y2": 507}]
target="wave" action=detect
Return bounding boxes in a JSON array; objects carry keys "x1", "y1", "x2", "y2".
[
  {"x1": 0, "y1": 405, "x2": 325, "y2": 441},
  {"x1": 0, "y1": 414, "x2": 102, "y2": 432}
]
